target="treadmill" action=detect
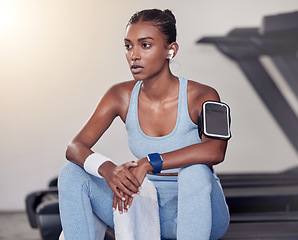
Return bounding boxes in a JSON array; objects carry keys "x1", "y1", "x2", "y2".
[{"x1": 197, "y1": 11, "x2": 298, "y2": 239}]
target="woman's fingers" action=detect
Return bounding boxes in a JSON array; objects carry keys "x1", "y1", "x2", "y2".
[
  {"x1": 112, "y1": 190, "x2": 125, "y2": 214},
  {"x1": 124, "y1": 161, "x2": 138, "y2": 168},
  {"x1": 111, "y1": 185, "x2": 126, "y2": 201},
  {"x1": 112, "y1": 165, "x2": 141, "y2": 196},
  {"x1": 123, "y1": 194, "x2": 129, "y2": 213},
  {"x1": 113, "y1": 191, "x2": 136, "y2": 214},
  {"x1": 117, "y1": 179, "x2": 137, "y2": 198},
  {"x1": 127, "y1": 195, "x2": 134, "y2": 210},
  {"x1": 124, "y1": 195, "x2": 135, "y2": 212},
  {"x1": 117, "y1": 191, "x2": 124, "y2": 214},
  {"x1": 106, "y1": 162, "x2": 142, "y2": 203},
  {"x1": 112, "y1": 194, "x2": 117, "y2": 212},
  {"x1": 121, "y1": 162, "x2": 142, "y2": 191}
]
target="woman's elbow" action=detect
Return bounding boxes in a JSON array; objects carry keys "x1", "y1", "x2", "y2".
[
  {"x1": 203, "y1": 138, "x2": 227, "y2": 165},
  {"x1": 218, "y1": 140, "x2": 228, "y2": 163},
  {"x1": 65, "y1": 141, "x2": 75, "y2": 161},
  {"x1": 215, "y1": 151, "x2": 226, "y2": 165},
  {"x1": 211, "y1": 145, "x2": 227, "y2": 165}
]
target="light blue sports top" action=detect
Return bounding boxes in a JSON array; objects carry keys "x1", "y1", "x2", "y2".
[{"x1": 125, "y1": 76, "x2": 202, "y2": 173}]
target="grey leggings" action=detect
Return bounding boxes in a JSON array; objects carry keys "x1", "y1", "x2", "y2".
[{"x1": 58, "y1": 162, "x2": 230, "y2": 240}]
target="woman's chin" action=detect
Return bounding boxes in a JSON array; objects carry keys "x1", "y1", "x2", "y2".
[{"x1": 131, "y1": 72, "x2": 144, "y2": 81}]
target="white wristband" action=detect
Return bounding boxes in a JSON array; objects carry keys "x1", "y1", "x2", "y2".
[{"x1": 83, "y1": 152, "x2": 113, "y2": 178}]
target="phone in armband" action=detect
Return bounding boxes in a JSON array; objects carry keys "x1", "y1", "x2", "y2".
[{"x1": 198, "y1": 101, "x2": 231, "y2": 140}]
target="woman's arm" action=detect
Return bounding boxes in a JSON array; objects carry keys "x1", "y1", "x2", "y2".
[
  {"x1": 66, "y1": 84, "x2": 122, "y2": 166},
  {"x1": 65, "y1": 82, "x2": 141, "y2": 199},
  {"x1": 138, "y1": 136, "x2": 227, "y2": 173}
]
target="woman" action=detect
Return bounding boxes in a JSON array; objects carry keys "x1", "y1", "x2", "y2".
[{"x1": 58, "y1": 9, "x2": 230, "y2": 240}]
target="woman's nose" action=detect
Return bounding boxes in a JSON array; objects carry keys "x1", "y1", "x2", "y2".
[{"x1": 131, "y1": 48, "x2": 140, "y2": 61}]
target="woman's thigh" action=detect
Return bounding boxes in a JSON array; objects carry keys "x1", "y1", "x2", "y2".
[{"x1": 149, "y1": 175, "x2": 178, "y2": 239}]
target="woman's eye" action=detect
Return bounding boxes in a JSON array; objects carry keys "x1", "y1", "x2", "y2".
[
  {"x1": 142, "y1": 43, "x2": 151, "y2": 48},
  {"x1": 125, "y1": 44, "x2": 132, "y2": 50}
]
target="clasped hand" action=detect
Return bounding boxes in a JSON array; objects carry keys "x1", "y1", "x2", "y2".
[{"x1": 104, "y1": 160, "x2": 148, "y2": 214}]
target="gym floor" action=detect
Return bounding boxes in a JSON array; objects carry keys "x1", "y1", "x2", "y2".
[
  {"x1": 0, "y1": 212, "x2": 41, "y2": 240},
  {"x1": 1, "y1": 211, "x2": 298, "y2": 240}
]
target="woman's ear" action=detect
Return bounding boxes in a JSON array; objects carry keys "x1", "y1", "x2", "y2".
[{"x1": 167, "y1": 42, "x2": 179, "y2": 60}]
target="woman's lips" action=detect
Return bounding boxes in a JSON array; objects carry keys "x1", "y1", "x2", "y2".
[{"x1": 131, "y1": 65, "x2": 144, "y2": 74}]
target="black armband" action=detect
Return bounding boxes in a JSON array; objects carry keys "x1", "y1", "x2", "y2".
[{"x1": 198, "y1": 101, "x2": 231, "y2": 140}]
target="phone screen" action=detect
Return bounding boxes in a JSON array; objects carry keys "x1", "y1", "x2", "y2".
[{"x1": 204, "y1": 102, "x2": 230, "y2": 139}]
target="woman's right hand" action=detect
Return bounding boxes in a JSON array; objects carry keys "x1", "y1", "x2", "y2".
[{"x1": 99, "y1": 161, "x2": 141, "y2": 200}]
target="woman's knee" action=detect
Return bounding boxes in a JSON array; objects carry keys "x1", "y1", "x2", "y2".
[
  {"x1": 58, "y1": 162, "x2": 90, "y2": 189},
  {"x1": 179, "y1": 164, "x2": 213, "y2": 179},
  {"x1": 178, "y1": 164, "x2": 213, "y2": 192}
]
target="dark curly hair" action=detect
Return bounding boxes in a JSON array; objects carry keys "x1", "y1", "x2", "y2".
[{"x1": 127, "y1": 9, "x2": 177, "y2": 44}]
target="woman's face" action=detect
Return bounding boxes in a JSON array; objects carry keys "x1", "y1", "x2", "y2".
[{"x1": 124, "y1": 22, "x2": 170, "y2": 81}]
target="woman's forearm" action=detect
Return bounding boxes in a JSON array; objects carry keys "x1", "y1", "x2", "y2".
[
  {"x1": 161, "y1": 140, "x2": 227, "y2": 170},
  {"x1": 138, "y1": 139, "x2": 227, "y2": 173}
]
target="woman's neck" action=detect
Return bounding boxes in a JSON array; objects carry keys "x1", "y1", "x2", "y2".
[{"x1": 140, "y1": 72, "x2": 179, "y2": 102}]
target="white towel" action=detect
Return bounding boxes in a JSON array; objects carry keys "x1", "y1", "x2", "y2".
[{"x1": 113, "y1": 177, "x2": 160, "y2": 240}]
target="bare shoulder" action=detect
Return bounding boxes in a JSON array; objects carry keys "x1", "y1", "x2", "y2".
[
  {"x1": 187, "y1": 80, "x2": 220, "y2": 104},
  {"x1": 108, "y1": 80, "x2": 137, "y2": 97},
  {"x1": 102, "y1": 80, "x2": 137, "y2": 120},
  {"x1": 187, "y1": 80, "x2": 221, "y2": 122}
]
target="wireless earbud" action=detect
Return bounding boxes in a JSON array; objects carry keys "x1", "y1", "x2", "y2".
[{"x1": 168, "y1": 49, "x2": 175, "y2": 59}]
